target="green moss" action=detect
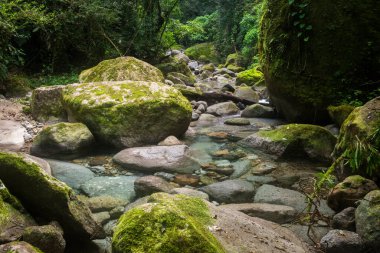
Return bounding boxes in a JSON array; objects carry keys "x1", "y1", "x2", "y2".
[
  {"x1": 226, "y1": 65, "x2": 245, "y2": 73},
  {"x1": 236, "y1": 68, "x2": 264, "y2": 86},
  {"x1": 79, "y1": 56, "x2": 165, "y2": 83},
  {"x1": 172, "y1": 84, "x2": 203, "y2": 99},
  {"x1": 328, "y1": 105, "x2": 355, "y2": 126},
  {"x1": 4, "y1": 73, "x2": 32, "y2": 97},
  {"x1": 224, "y1": 53, "x2": 243, "y2": 67},
  {"x1": 185, "y1": 43, "x2": 220, "y2": 64},
  {"x1": 156, "y1": 57, "x2": 194, "y2": 78},
  {"x1": 201, "y1": 64, "x2": 216, "y2": 72},
  {"x1": 167, "y1": 72, "x2": 196, "y2": 86},
  {"x1": 112, "y1": 193, "x2": 225, "y2": 253}
]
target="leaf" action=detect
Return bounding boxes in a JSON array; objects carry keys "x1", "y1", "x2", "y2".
[
  {"x1": 297, "y1": 32, "x2": 302, "y2": 37},
  {"x1": 306, "y1": 25, "x2": 313, "y2": 30},
  {"x1": 304, "y1": 37, "x2": 309, "y2": 42},
  {"x1": 300, "y1": 23, "x2": 305, "y2": 29},
  {"x1": 288, "y1": 0, "x2": 295, "y2": 5},
  {"x1": 299, "y1": 14, "x2": 305, "y2": 19},
  {"x1": 294, "y1": 21, "x2": 300, "y2": 26}
]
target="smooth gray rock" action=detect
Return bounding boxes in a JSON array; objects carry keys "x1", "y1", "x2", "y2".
[
  {"x1": 230, "y1": 159, "x2": 252, "y2": 179},
  {"x1": 196, "y1": 113, "x2": 218, "y2": 126},
  {"x1": 48, "y1": 160, "x2": 95, "y2": 191},
  {"x1": 320, "y1": 230, "x2": 363, "y2": 253},
  {"x1": 286, "y1": 224, "x2": 330, "y2": 245},
  {"x1": 254, "y1": 184, "x2": 335, "y2": 216},
  {"x1": 0, "y1": 120, "x2": 25, "y2": 151},
  {"x1": 113, "y1": 145, "x2": 199, "y2": 174},
  {"x1": 332, "y1": 207, "x2": 356, "y2": 231},
  {"x1": 241, "y1": 104, "x2": 276, "y2": 118},
  {"x1": 134, "y1": 176, "x2": 175, "y2": 197},
  {"x1": 170, "y1": 187, "x2": 209, "y2": 200},
  {"x1": 206, "y1": 102, "x2": 239, "y2": 116},
  {"x1": 80, "y1": 176, "x2": 138, "y2": 202},
  {"x1": 200, "y1": 179, "x2": 255, "y2": 204},
  {"x1": 234, "y1": 87, "x2": 260, "y2": 103},
  {"x1": 246, "y1": 175, "x2": 276, "y2": 185}
]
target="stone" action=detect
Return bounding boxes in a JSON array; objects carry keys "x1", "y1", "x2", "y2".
[
  {"x1": 355, "y1": 190, "x2": 380, "y2": 249},
  {"x1": 207, "y1": 102, "x2": 240, "y2": 116},
  {"x1": 170, "y1": 187, "x2": 209, "y2": 200},
  {"x1": 224, "y1": 118, "x2": 250, "y2": 126},
  {"x1": 328, "y1": 105, "x2": 355, "y2": 127},
  {"x1": 79, "y1": 56, "x2": 164, "y2": 83},
  {"x1": 158, "y1": 136, "x2": 183, "y2": 146},
  {"x1": 83, "y1": 196, "x2": 128, "y2": 213},
  {"x1": 332, "y1": 207, "x2": 356, "y2": 231},
  {"x1": 0, "y1": 120, "x2": 26, "y2": 151},
  {"x1": 241, "y1": 104, "x2": 276, "y2": 118},
  {"x1": 22, "y1": 225, "x2": 66, "y2": 253},
  {"x1": 327, "y1": 175, "x2": 378, "y2": 212},
  {"x1": 0, "y1": 241, "x2": 43, "y2": 253},
  {"x1": 80, "y1": 176, "x2": 138, "y2": 202},
  {"x1": 167, "y1": 72, "x2": 195, "y2": 86},
  {"x1": 31, "y1": 85, "x2": 67, "y2": 122},
  {"x1": 320, "y1": 230, "x2": 363, "y2": 253},
  {"x1": 234, "y1": 86, "x2": 260, "y2": 103},
  {"x1": 0, "y1": 152, "x2": 104, "y2": 240},
  {"x1": 254, "y1": 184, "x2": 335, "y2": 216},
  {"x1": 240, "y1": 124, "x2": 337, "y2": 163},
  {"x1": 246, "y1": 175, "x2": 276, "y2": 185},
  {"x1": 184, "y1": 43, "x2": 220, "y2": 64},
  {"x1": 63, "y1": 81, "x2": 192, "y2": 148},
  {"x1": 200, "y1": 180, "x2": 255, "y2": 204},
  {"x1": 173, "y1": 174, "x2": 200, "y2": 187},
  {"x1": 219, "y1": 203, "x2": 297, "y2": 224},
  {"x1": 236, "y1": 68, "x2": 264, "y2": 86},
  {"x1": 113, "y1": 145, "x2": 200, "y2": 174},
  {"x1": 134, "y1": 176, "x2": 175, "y2": 197},
  {"x1": 48, "y1": 160, "x2": 95, "y2": 191},
  {"x1": 230, "y1": 159, "x2": 252, "y2": 179},
  {"x1": 197, "y1": 113, "x2": 218, "y2": 126},
  {"x1": 156, "y1": 57, "x2": 194, "y2": 78},
  {"x1": 188, "y1": 61, "x2": 199, "y2": 70},
  {"x1": 93, "y1": 212, "x2": 111, "y2": 226},
  {"x1": 30, "y1": 123, "x2": 95, "y2": 159},
  {"x1": 286, "y1": 224, "x2": 331, "y2": 245},
  {"x1": 251, "y1": 161, "x2": 277, "y2": 175}
]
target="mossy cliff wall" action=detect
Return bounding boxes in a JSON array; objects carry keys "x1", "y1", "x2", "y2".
[{"x1": 259, "y1": 0, "x2": 380, "y2": 123}]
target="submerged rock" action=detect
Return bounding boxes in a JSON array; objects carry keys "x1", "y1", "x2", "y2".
[
  {"x1": 63, "y1": 81, "x2": 192, "y2": 148},
  {"x1": 0, "y1": 152, "x2": 104, "y2": 240},
  {"x1": 224, "y1": 118, "x2": 250, "y2": 126},
  {"x1": 240, "y1": 124, "x2": 337, "y2": 163},
  {"x1": 113, "y1": 145, "x2": 200, "y2": 174},
  {"x1": 31, "y1": 122, "x2": 95, "y2": 159},
  {"x1": 79, "y1": 56, "x2": 165, "y2": 83}
]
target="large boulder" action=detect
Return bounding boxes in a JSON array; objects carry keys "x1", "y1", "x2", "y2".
[
  {"x1": 355, "y1": 190, "x2": 380, "y2": 249},
  {"x1": 156, "y1": 56, "x2": 194, "y2": 79},
  {"x1": 259, "y1": 0, "x2": 380, "y2": 123},
  {"x1": 206, "y1": 102, "x2": 240, "y2": 116},
  {"x1": 79, "y1": 56, "x2": 164, "y2": 83},
  {"x1": 31, "y1": 85, "x2": 67, "y2": 122},
  {"x1": 112, "y1": 193, "x2": 310, "y2": 253},
  {"x1": 233, "y1": 86, "x2": 260, "y2": 103},
  {"x1": 184, "y1": 43, "x2": 220, "y2": 64},
  {"x1": 240, "y1": 124, "x2": 337, "y2": 163},
  {"x1": 30, "y1": 123, "x2": 95, "y2": 159},
  {"x1": 333, "y1": 97, "x2": 380, "y2": 176},
  {"x1": 113, "y1": 145, "x2": 200, "y2": 174},
  {"x1": 236, "y1": 68, "x2": 264, "y2": 86},
  {"x1": 327, "y1": 105, "x2": 355, "y2": 127},
  {"x1": 0, "y1": 152, "x2": 104, "y2": 240},
  {"x1": 327, "y1": 175, "x2": 378, "y2": 212},
  {"x1": 63, "y1": 81, "x2": 192, "y2": 148}
]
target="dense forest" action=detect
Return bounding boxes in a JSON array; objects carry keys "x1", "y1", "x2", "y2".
[{"x1": 0, "y1": 0, "x2": 380, "y2": 253}]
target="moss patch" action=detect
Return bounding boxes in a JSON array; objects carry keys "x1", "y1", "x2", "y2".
[
  {"x1": 112, "y1": 193, "x2": 225, "y2": 253},
  {"x1": 156, "y1": 57, "x2": 194, "y2": 78},
  {"x1": 185, "y1": 43, "x2": 220, "y2": 64},
  {"x1": 236, "y1": 68, "x2": 264, "y2": 86},
  {"x1": 328, "y1": 105, "x2": 355, "y2": 126}
]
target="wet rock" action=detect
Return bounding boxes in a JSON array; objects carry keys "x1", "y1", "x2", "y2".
[
  {"x1": 0, "y1": 120, "x2": 26, "y2": 151},
  {"x1": 332, "y1": 207, "x2": 356, "y2": 231},
  {"x1": 173, "y1": 174, "x2": 200, "y2": 187},
  {"x1": 134, "y1": 176, "x2": 175, "y2": 197},
  {"x1": 206, "y1": 102, "x2": 240, "y2": 116},
  {"x1": 200, "y1": 179, "x2": 255, "y2": 204},
  {"x1": 234, "y1": 86, "x2": 260, "y2": 103},
  {"x1": 170, "y1": 187, "x2": 209, "y2": 200},
  {"x1": 0, "y1": 241, "x2": 43, "y2": 253},
  {"x1": 246, "y1": 175, "x2": 276, "y2": 185},
  {"x1": 355, "y1": 190, "x2": 380, "y2": 249},
  {"x1": 230, "y1": 159, "x2": 251, "y2": 179},
  {"x1": 327, "y1": 175, "x2": 378, "y2": 212},
  {"x1": 207, "y1": 131, "x2": 228, "y2": 140},
  {"x1": 197, "y1": 113, "x2": 218, "y2": 126},
  {"x1": 48, "y1": 160, "x2": 95, "y2": 191},
  {"x1": 286, "y1": 224, "x2": 330, "y2": 245},
  {"x1": 202, "y1": 164, "x2": 235, "y2": 176},
  {"x1": 83, "y1": 196, "x2": 128, "y2": 213},
  {"x1": 219, "y1": 203, "x2": 297, "y2": 224},
  {"x1": 113, "y1": 145, "x2": 200, "y2": 174},
  {"x1": 22, "y1": 224, "x2": 66, "y2": 253},
  {"x1": 251, "y1": 162, "x2": 277, "y2": 175},
  {"x1": 154, "y1": 172, "x2": 175, "y2": 181},
  {"x1": 80, "y1": 176, "x2": 138, "y2": 202},
  {"x1": 158, "y1": 136, "x2": 183, "y2": 146},
  {"x1": 241, "y1": 104, "x2": 276, "y2": 118},
  {"x1": 320, "y1": 229, "x2": 363, "y2": 253},
  {"x1": 192, "y1": 112, "x2": 200, "y2": 121},
  {"x1": 224, "y1": 118, "x2": 250, "y2": 126},
  {"x1": 93, "y1": 212, "x2": 111, "y2": 226},
  {"x1": 328, "y1": 105, "x2": 355, "y2": 127}
]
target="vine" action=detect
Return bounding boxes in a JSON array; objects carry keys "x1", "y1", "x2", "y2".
[{"x1": 288, "y1": 0, "x2": 312, "y2": 43}]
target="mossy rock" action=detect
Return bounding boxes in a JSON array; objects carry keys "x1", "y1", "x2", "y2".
[
  {"x1": 224, "y1": 53, "x2": 244, "y2": 67},
  {"x1": 172, "y1": 84, "x2": 203, "y2": 100},
  {"x1": 259, "y1": 0, "x2": 380, "y2": 122},
  {"x1": 79, "y1": 56, "x2": 165, "y2": 83},
  {"x1": 0, "y1": 152, "x2": 104, "y2": 241},
  {"x1": 112, "y1": 193, "x2": 225, "y2": 253},
  {"x1": 167, "y1": 72, "x2": 196, "y2": 86},
  {"x1": 202, "y1": 63, "x2": 216, "y2": 72},
  {"x1": 30, "y1": 122, "x2": 95, "y2": 159},
  {"x1": 226, "y1": 65, "x2": 245, "y2": 73},
  {"x1": 156, "y1": 57, "x2": 194, "y2": 79},
  {"x1": 23, "y1": 225, "x2": 66, "y2": 253},
  {"x1": 185, "y1": 43, "x2": 220, "y2": 64},
  {"x1": 240, "y1": 124, "x2": 337, "y2": 163},
  {"x1": 236, "y1": 68, "x2": 264, "y2": 86},
  {"x1": 328, "y1": 105, "x2": 355, "y2": 127},
  {"x1": 333, "y1": 97, "x2": 380, "y2": 176},
  {"x1": 63, "y1": 81, "x2": 192, "y2": 148},
  {"x1": 0, "y1": 241, "x2": 43, "y2": 253},
  {"x1": 3, "y1": 73, "x2": 32, "y2": 97}
]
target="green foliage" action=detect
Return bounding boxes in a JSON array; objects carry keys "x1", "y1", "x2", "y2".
[
  {"x1": 29, "y1": 72, "x2": 79, "y2": 88},
  {"x1": 288, "y1": 0, "x2": 312, "y2": 43}
]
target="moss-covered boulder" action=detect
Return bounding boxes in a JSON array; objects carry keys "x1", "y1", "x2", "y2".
[
  {"x1": 234, "y1": 86, "x2": 260, "y2": 103},
  {"x1": 355, "y1": 190, "x2": 380, "y2": 249},
  {"x1": 167, "y1": 72, "x2": 195, "y2": 86},
  {"x1": 202, "y1": 63, "x2": 216, "y2": 72},
  {"x1": 112, "y1": 193, "x2": 225, "y2": 253},
  {"x1": 259, "y1": 0, "x2": 380, "y2": 122},
  {"x1": 0, "y1": 152, "x2": 104, "y2": 241},
  {"x1": 63, "y1": 81, "x2": 192, "y2": 148},
  {"x1": 240, "y1": 124, "x2": 337, "y2": 162},
  {"x1": 327, "y1": 175, "x2": 379, "y2": 212},
  {"x1": 156, "y1": 57, "x2": 194, "y2": 79},
  {"x1": 328, "y1": 105, "x2": 355, "y2": 127},
  {"x1": 31, "y1": 86, "x2": 67, "y2": 122},
  {"x1": 2, "y1": 73, "x2": 32, "y2": 98},
  {"x1": 22, "y1": 224, "x2": 66, "y2": 253},
  {"x1": 172, "y1": 84, "x2": 203, "y2": 100},
  {"x1": 0, "y1": 241, "x2": 43, "y2": 253},
  {"x1": 30, "y1": 122, "x2": 95, "y2": 159},
  {"x1": 79, "y1": 57, "x2": 165, "y2": 83},
  {"x1": 224, "y1": 53, "x2": 244, "y2": 68},
  {"x1": 236, "y1": 68, "x2": 264, "y2": 86},
  {"x1": 185, "y1": 43, "x2": 220, "y2": 64},
  {"x1": 333, "y1": 97, "x2": 380, "y2": 176}
]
